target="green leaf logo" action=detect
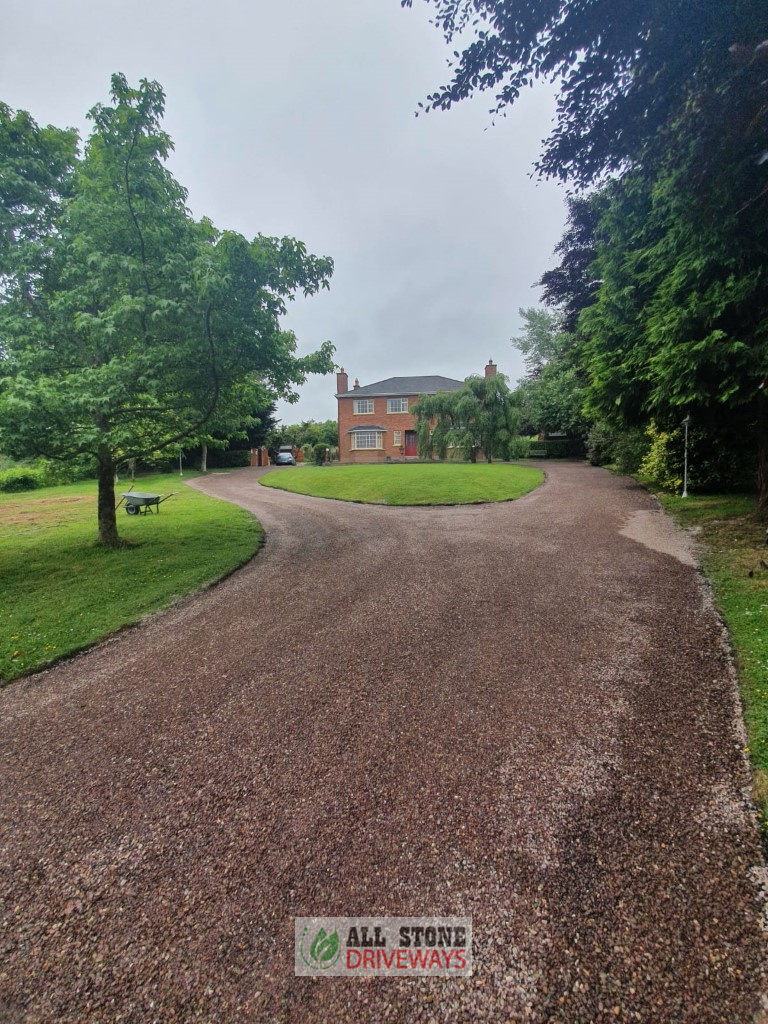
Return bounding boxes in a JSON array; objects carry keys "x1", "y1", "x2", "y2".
[
  {"x1": 299, "y1": 925, "x2": 342, "y2": 970},
  {"x1": 309, "y1": 927, "x2": 339, "y2": 967}
]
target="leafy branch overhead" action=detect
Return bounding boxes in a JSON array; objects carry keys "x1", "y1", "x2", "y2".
[
  {"x1": 0, "y1": 75, "x2": 335, "y2": 545},
  {"x1": 403, "y1": 0, "x2": 768, "y2": 187}
]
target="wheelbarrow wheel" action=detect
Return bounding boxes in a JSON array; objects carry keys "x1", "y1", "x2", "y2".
[{"x1": 126, "y1": 504, "x2": 139, "y2": 515}]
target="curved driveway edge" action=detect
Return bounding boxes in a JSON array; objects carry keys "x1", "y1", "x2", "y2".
[{"x1": 1, "y1": 462, "x2": 766, "y2": 1023}]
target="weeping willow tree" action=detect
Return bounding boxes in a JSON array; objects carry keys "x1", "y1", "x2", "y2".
[{"x1": 412, "y1": 375, "x2": 519, "y2": 462}]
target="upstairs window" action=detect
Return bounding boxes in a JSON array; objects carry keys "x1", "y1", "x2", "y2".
[
  {"x1": 387, "y1": 397, "x2": 409, "y2": 413},
  {"x1": 353, "y1": 398, "x2": 374, "y2": 414}
]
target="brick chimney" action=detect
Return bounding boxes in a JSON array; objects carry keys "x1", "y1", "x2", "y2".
[
  {"x1": 485, "y1": 358, "x2": 497, "y2": 377},
  {"x1": 336, "y1": 367, "x2": 349, "y2": 393},
  {"x1": 353, "y1": 377, "x2": 360, "y2": 390}
]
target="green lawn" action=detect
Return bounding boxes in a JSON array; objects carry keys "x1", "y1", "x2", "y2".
[
  {"x1": 658, "y1": 492, "x2": 768, "y2": 848},
  {"x1": 1, "y1": 473, "x2": 262, "y2": 683},
  {"x1": 260, "y1": 462, "x2": 544, "y2": 505}
]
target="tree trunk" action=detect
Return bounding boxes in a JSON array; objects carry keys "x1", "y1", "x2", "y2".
[
  {"x1": 97, "y1": 454, "x2": 121, "y2": 547},
  {"x1": 201, "y1": 441, "x2": 208, "y2": 473},
  {"x1": 758, "y1": 395, "x2": 768, "y2": 520}
]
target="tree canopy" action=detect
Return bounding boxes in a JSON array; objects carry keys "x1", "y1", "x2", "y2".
[
  {"x1": 511, "y1": 308, "x2": 586, "y2": 439},
  {"x1": 269, "y1": 419, "x2": 338, "y2": 452},
  {"x1": 407, "y1": 0, "x2": 768, "y2": 506},
  {"x1": 537, "y1": 195, "x2": 604, "y2": 333},
  {"x1": 0, "y1": 75, "x2": 334, "y2": 544},
  {"x1": 403, "y1": 0, "x2": 768, "y2": 186},
  {"x1": 412, "y1": 374, "x2": 518, "y2": 461}
]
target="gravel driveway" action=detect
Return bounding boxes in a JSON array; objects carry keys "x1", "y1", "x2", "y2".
[{"x1": 1, "y1": 462, "x2": 766, "y2": 1023}]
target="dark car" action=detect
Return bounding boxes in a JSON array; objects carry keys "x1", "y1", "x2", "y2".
[{"x1": 275, "y1": 446, "x2": 296, "y2": 466}]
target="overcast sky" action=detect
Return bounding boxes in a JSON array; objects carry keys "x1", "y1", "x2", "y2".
[{"x1": 1, "y1": 0, "x2": 567, "y2": 425}]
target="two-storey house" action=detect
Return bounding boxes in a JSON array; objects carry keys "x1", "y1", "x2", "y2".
[{"x1": 335, "y1": 360, "x2": 497, "y2": 464}]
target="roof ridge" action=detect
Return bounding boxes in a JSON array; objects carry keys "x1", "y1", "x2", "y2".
[{"x1": 337, "y1": 373, "x2": 465, "y2": 398}]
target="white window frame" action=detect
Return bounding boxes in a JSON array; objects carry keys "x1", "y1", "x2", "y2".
[
  {"x1": 393, "y1": 430, "x2": 402, "y2": 446},
  {"x1": 351, "y1": 430, "x2": 384, "y2": 450},
  {"x1": 353, "y1": 398, "x2": 374, "y2": 415},
  {"x1": 387, "y1": 397, "x2": 409, "y2": 413}
]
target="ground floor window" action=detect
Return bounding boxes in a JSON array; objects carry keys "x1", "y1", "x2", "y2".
[
  {"x1": 393, "y1": 430, "x2": 402, "y2": 446},
  {"x1": 351, "y1": 430, "x2": 384, "y2": 450}
]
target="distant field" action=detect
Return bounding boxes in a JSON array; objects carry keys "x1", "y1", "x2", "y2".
[
  {"x1": 260, "y1": 462, "x2": 544, "y2": 505},
  {"x1": 1, "y1": 474, "x2": 262, "y2": 683}
]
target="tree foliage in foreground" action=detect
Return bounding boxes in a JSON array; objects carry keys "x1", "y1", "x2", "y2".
[
  {"x1": 579, "y1": 159, "x2": 767, "y2": 497},
  {"x1": 403, "y1": 0, "x2": 768, "y2": 185},
  {"x1": 0, "y1": 75, "x2": 334, "y2": 545}
]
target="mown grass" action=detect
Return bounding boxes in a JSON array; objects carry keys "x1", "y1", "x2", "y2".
[
  {"x1": 260, "y1": 462, "x2": 544, "y2": 505},
  {"x1": 658, "y1": 492, "x2": 768, "y2": 846},
  {"x1": 1, "y1": 473, "x2": 262, "y2": 683}
]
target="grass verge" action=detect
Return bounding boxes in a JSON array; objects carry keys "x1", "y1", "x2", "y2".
[
  {"x1": 658, "y1": 492, "x2": 768, "y2": 847},
  {"x1": 1, "y1": 473, "x2": 262, "y2": 683},
  {"x1": 260, "y1": 462, "x2": 544, "y2": 505}
]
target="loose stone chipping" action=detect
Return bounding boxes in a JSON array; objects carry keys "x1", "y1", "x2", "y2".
[{"x1": 0, "y1": 462, "x2": 765, "y2": 1023}]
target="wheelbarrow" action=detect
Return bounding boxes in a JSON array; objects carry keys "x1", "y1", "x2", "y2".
[{"x1": 116, "y1": 491, "x2": 175, "y2": 515}]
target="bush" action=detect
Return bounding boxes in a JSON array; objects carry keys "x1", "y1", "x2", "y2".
[
  {"x1": 692, "y1": 438, "x2": 754, "y2": 492},
  {"x1": 639, "y1": 425, "x2": 684, "y2": 491},
  {"x1": 299, "y1": 443, "x2": 330, "y2": 465},
  {"x1": 586, "y1": 423, "x2": 614, "y2": 466},
  {"x1": 138, "y1": 451, "x2": 178, "y2": 473},
  {"x1": 612, "y1": 427, "x2": 650, "y2": 475},
  {"x1": 639, "y1": 422, "x2": 756, "y2": 494},
  {"x1": 213, "y1": 449, "x2": 251, "y2": 468},
  {"x1": 0, "y1": 467, "x2": 47, "y2": 492},
  {"x1": 508, "y1": 436, "x2": 531, "y2": 460},
  {"x1": 311, "y1": 443, "x2": 331, "y2": 466}
]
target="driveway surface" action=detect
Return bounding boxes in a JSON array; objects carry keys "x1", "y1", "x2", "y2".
[{"x1": 1, "y1": 463, "x2": 766, "y2": 1023}]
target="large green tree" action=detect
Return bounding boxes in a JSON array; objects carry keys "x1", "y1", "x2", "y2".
[
  {"x1": 270, "y1": 418, "x2": 338, "y2": 452},
  {"x1": 580, "y1": 159, "x2": 768, "y2": 501},
  {"x1": 412, "y1": 374, "x2": 518, "y2": 462},
  {"x1": 512, "y1": 308, "x2": 587, "y2": 439},
  {"x1": 0, "y1": 75, "x2": 334, "y2": 544},
  {"x1": 537, "y1": 194, "x2": 604, "y2": 333},
  {"x1": 407, "y1": 1, "x2": 768, "y2": 505}
]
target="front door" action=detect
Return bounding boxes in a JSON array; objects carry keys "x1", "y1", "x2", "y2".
[{"x1": 404, "y1": 430, "x2": 418, "y2": 457}]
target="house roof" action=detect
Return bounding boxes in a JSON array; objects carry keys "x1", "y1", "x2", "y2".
[{"x1": 336, "y1": 375, "x2": 464, "y2": 399}]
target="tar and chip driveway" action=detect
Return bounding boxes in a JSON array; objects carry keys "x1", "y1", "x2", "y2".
[{"x1": 1, "y1": 463, "x2": 766, "y2": 1023}]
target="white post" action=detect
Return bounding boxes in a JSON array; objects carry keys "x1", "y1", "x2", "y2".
[
  {"x1": 179, "y1": 450, "x2": 183, "y2": 478},
  {"x1": 682, "y1": 415, "x2": 690, "y2": 498}
]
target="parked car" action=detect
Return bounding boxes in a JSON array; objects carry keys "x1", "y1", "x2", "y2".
[{"x1": 275, "y1": 446, "x2": 296, "y2": 466}]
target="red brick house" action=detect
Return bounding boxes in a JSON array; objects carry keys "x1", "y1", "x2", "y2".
[{"x1": 336, "y1": 360, "x2": 498, "y2": 464}]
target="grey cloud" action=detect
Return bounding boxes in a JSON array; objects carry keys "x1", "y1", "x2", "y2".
[{"x1": 1, "y1": 0, "x2": 566, "y2": 424}]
